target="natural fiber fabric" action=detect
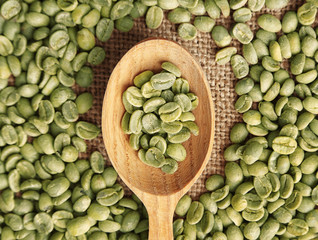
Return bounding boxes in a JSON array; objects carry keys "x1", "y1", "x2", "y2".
[{"x1": 80, "y1": 0, "x2": 304, "y2": 199}]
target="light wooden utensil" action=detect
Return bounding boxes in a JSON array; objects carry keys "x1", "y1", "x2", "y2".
[{"x1": 102, "y1": 39, "x2": 215, "y2": 239}]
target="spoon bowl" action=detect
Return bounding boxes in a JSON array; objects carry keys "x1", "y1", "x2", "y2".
[{"x1": 102, "y1": 39, "x2": 215, "y2": 239}]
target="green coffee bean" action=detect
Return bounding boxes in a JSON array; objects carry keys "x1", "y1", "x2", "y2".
[
  {"x1": 280, "y1": 78, "x2": 295, "y2": 97},
  {"x1": 226, "y1": 207, "x2": 243, "y2": 227},
  {"x1": 172, "y1": 78, "x2": 190, "y2": 94},
  {"x1": 252, "y1": 39, "x2": 269, "y2": 60},
  {"x1": 214, "y1": 0, "x2": 230, "y2": 17},
  {"x1": 182, "y1": 121, "x2": 199, "y2": 136},
  {"x1": 303, "y1": 97, "x2": 318, "y2": 114},
  {"x1": 141, "y1": 82, "x2": 161, "y2": 99},
  {"x1": 149, "y1": 135, "x2": 167, "y2": 153},
  {"x1": 75, "y1": 92, "x2": 93, "y2": 114},
  {"x1": 151, "y1": 73, "x2": 176, "y2": 90},
  {"x1": 46, "y1": 177, "x2": 70, "y2": 197},
  {"x1": 232, "y1": 23, "x2": 253, "y2": 44},
  {"x1": 212, "y1": 26, "x2": 232, "y2": 47},
  {"x1": 248, "y1": 0, "x2": 265, "y2": 11},
  {"x1": 266, "y1": 0, "x2": 289, "y2": 9},
  {"x1": 281, "y1": 11, "x2": 298, "y2": 34},
  {"x1": 102, "y1": 167, "x2": 118, "y2": 187},
  {"x1": 259, "y1": 219, "x2": 280, "y2": 239},
  {"x1": 142, "y1": 113, "x2": 160, "y2": 134},
  {"x1": 243, "y1": 43, "x2": 258, "y2": 65},
  {"x1": 297, "y1": 2, "x2": 317, "y2": 26},
  {"x1": 231, "y1": 55, "x2": 249, "y2": 79},
  {"x1": 67, "y1": 216, "x2": 91, "y2": 236},
  {"x1": 230, "y1": 123, "x2": 248, "y2": 143},
  {"x1": 144, "y1": 147, "x2": 166, "y2": 167},
  {"x1": 186, "y1": 201, "x2": 204, "y2": 225},
  {"x1": 188, "y1": 0, "x2": 205, "y2": 15},
  {"x1": 233, "y1": 7, "x2": 251, "y2": 22},
  {"x1": 205, "y1": 0, "x2": 221, "y2": 19},
  {"x1": 76, "y1": 28, "x2": 95, "y2": 51},
  {"x1": 157, "y1": 0, "x2": 178, "y2": 10},
  {"x1": 120, "y1": 210, "x2": 140, "y2": 232},
  {"x1": 158, "y1": 102, "x2": 182, "y2": 122},
  {"x1": 243, "y1": 110, "x2": 261, "y2": 126},
  {"x1": 145, "y1": 6, "x2": 163, "y2": 29},
  {"x1": 110, "y1": 1, "x2": 133, "y2": 20},
  {"x1": 254, "y1": 176, "x2": 272, "y2": 199},
  {"x1": 262, "y1": 56, "x2": 280, "y2": 72},
  {"x1": 75, "y1": 66, "x2": 93, "y2": 87},
  {"x1": 300, "y1": 25, "x2": 316, "y2": 39},
  {"x1": 211, "y1": 185, "x2": 230, "y2": 203},
  {"x1": 168, "y1": 8, "x2": 191, "y2": 24},
  {"x1": 296, "y1": 70, "x2": 317, "y2": 84},
  {"x1": 179, "y1": 113, "x2": 195, "y2": 123},
  {"x1": 246, "y1": 160, "x2": 268, "y2": 176},
  {"x1": 0, "y1": 189, "x2": 14, "y2": 213},
  {"x1": 96, "y1": 18, "x2": 114, "y2": 42},
  {"x1": 269, "y1": 41, "x2": 282, "y2": 62},
  {"x1": 215, "y1": 47, "x2": 237, "y2": 65},
  {"x1": 76, "y1": 121, "x2": 100, "y2": 140},
  {"x1": 260, "y1": 71, "x2": 274, "y2": 93},
  {"x1": 161, "y1": 158, "x2": 178, "y2": 174},
  {"x1": 256, "y1": 29, "x2": 276, "y2": 45},
  {"x1": 175, "y1": 195, "x2": 192, "y2": 216},
  {"x1": 287, "y1": 218, "x2": 309, "y2": 236},
  {"x1": 87, "y1": 203, "x2": 110, "y2": 222},
  {"x1": 205, "y1": 175, "x2": 223, "y2": 192},
  {"x1": 235, "y1": 95, "x2": 252, "y2": 113},
  {"x1": 133, "y1": 71, "x2": 153, "y2": 88},
  {"x1": 225, "y1": 162, "x2": 243, "y2": 191},
  {"x1": 194, "y1": 16, "x2": 215, "y2": 33},
  {"x1": 96, "y1": 185, "x2": 123, "y2": 207},
  {"x1": 289, "y1": 37, "x2": 302, "y2": 61},
  {"x1": 49, "y1": 30, "x2": 69, "y2": 52},
  {"x1": 278, "y1": 35, "x2": 292, "y2": 59},
  {"x1": 90, "y1": 151, "x2": 105, "y2": 174},
  {"x1": 257, "y1": 14, "x2": 282, "y2": 33},
  {"x1": 167, "y1": 143, "x2": 186, "y2": 161},
  {"x1": 243, "y1": 222, "x2": 260, "y2": 239},
  {"x1": 230, "y1": 0, "x2": 248, "y2": 10},
  {"x1": 82, "y1": 9, "x2": 100, "y2": 28},
  {"x1": 87, "y1": 47, "x2": 106, "y2": 66},
  {"x1": 300, "y1": 155, "x2": 318, "y2": 174},
  {"x1": 178, "y1": 23, "x2": 197, "y2": 40}
]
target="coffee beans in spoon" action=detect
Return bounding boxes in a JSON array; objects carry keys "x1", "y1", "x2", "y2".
[{"x1": 121, "y1": 61, "x2": 199, "y2": 174}]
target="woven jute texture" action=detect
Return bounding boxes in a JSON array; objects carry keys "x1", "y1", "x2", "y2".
[{"x1": 82, "y1": 0, "x2": 303, "y2": 199}]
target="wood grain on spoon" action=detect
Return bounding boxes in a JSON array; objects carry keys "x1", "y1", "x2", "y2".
[{"x1": 102, "y1": 39, "x2": 215, "y2": 240}]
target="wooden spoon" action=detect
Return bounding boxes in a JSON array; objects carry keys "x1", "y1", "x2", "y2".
[{"x1": 102, "y1": 39, "x2": 215, "y2": 239}]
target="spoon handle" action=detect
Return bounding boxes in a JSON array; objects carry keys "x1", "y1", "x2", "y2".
[{"x1": 146, "y1": 195, "x2": 178, "y2": 240}]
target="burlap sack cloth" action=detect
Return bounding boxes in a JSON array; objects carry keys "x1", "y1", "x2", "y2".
[{"x1": 81, "y1": 0, "x2": 303, "y2": 199}]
